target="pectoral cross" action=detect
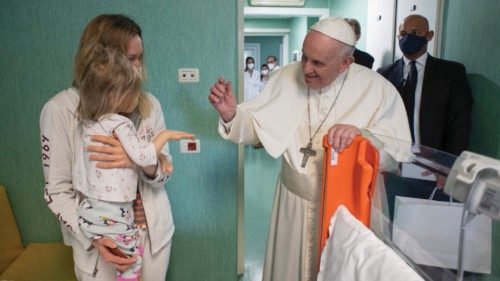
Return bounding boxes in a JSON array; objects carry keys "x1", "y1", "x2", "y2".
[{"x1": 300, "y1": 142, "x2": 316, "y2": 168}]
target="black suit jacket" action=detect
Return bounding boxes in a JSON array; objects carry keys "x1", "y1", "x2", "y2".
[
  {"x1": 377, "y1": 55, "x2": 473, "y2": 155},
  {"x1": 353, "y1": 48, "x2": 374, "y2": 69}
]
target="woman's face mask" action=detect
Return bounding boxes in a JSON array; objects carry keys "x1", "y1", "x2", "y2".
[
  {"x1": 398, "y1": 33, "x2": 428, "y2": 55},
  {"x1": 247, "y1": 63, "x2": 255, "y2": 70},
  {"x1": 267, "y1": 63, "x2": 275, "y2": 70},
  {"x1": 261, "y1": 69, "x2": 269, "y2": 75}
]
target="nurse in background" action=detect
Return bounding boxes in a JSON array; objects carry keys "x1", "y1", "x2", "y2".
[
  {"x1": 259, "y1": 63, "x2": 270, "y2": 94},
  {"x1": 266, "y1": 55, "x2": 280, "y2": 73},
  {"x1": 243, "y1": 56, "x2": 261, "y2": 102}
]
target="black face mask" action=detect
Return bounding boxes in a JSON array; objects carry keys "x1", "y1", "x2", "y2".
[{"x1": 398, "y1": 33, "x2": 428, "y2": 55}]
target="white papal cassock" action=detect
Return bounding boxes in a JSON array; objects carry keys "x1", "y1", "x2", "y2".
[{"x1": 219, "y1": 62, "x2": 411, "y2": 281}]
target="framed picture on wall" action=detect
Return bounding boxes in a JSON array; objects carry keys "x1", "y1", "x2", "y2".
[{"x1": 249, "y1": 0, "x2": 305, "y2": 7}]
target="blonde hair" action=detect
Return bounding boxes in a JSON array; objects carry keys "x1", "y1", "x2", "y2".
[
  {"x1": 73, "y1": 14, "x2": 151, "y2": 119},
  {"x1": 76, "y1": 46, "x2": 143, "y2": 121}
]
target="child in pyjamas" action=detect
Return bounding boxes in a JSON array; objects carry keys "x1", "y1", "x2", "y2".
[{"x1": 74, "y1": 45, "x2": 193, "y2": 281}]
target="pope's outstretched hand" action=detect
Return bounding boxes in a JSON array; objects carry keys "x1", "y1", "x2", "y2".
[{"x1": 208, "y1": 76, "x2": 237, "y2": 122}]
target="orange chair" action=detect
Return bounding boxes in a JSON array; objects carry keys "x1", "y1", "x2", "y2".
[{"x1": 317, "y1": 135, "x2": 380, "y2": 267}]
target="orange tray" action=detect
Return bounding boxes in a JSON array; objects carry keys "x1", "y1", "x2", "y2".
[{"x1": 317, "y1": 135, "x2": 380, "y2": 268}]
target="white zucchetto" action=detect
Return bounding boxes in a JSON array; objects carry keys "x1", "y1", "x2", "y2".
[{"x1": 310, "y1": 17, "x2": 356, "y2": 46}]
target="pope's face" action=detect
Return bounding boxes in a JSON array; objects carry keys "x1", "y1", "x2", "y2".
[{"x1": 301, "y1": 31, "x2": 351, "y2": 89}]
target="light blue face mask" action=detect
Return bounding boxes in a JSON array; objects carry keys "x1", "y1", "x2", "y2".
[{"x1": 398, "y1": 33, "x2": 428, "y2": 55}]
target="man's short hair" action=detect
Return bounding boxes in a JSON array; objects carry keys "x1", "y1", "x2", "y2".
[
  {"x1": 344, "y1": 18, "x2": 361, "y2": 37},
  {"x1": 266, "y1": 55, "x2": 278, "y2": 63}
]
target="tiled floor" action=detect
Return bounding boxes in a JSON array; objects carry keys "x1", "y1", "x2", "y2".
[
  {"x1": 241, "y1": 145, "x2": 281, "y2": 281},
  {"x1": 240, "y1": 261, "x2": 265, "y2": 281}
]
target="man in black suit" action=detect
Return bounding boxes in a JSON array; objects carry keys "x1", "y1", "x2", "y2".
[
  {"x1": 378, "y1": 14, "x2": 472, "y2": 156},
  {"x1": 379, "y1": 15, "x2": 473, "y2": 245},
  {"x1": 345, "y1": 18, "x2": 374, "y2": 69}
]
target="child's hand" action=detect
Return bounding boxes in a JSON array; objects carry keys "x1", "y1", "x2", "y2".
[
  {"x1": 152, "y1": 130, "x2": 195, "y2": 156},
  {"x1": 159, "y1": 154, "x2": 173, "y2": 174},
  {"x1": 163, "y1": 130, "x2": 195, "y2": 141},
  {"x1": 156, "y1": 130, "x2": 194, "y2": 174}
]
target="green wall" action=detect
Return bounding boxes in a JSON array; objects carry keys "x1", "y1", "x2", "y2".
[
  {"x1": 329, "y1": 0, "x2": 369, "y2": 49},
  {"x1": 308, "y1": 16, "x2": 320, "y2": 29},
  {"x1": 442, "y1": 1, "x2": 500, "y2": 279},
  {"x1": 442, "y1": 0, "x2": 500, "y2": 159},
  {"x1": 0, "y1": 1, "x2": 238, "y2": 280}
]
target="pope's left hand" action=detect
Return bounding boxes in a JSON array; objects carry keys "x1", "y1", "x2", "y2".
[{"x1": 327, "y1": 124, "x2": 361, "y2": 152}]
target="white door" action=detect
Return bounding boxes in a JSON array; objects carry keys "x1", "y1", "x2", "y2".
[{"x1": 366, "y1": 0, "x2": 397, "y2": 70}]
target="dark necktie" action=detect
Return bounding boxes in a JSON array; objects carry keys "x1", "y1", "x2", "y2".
[{"x1": 403, "y1": 60, "x2": 417, "y2": 142}]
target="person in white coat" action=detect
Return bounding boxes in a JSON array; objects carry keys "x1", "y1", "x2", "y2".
[
  {"x1": 40, "y1": 14, "x2": 177, "y2": 281},
  {"x1": 266, "y1": 55, "x2": 280, "y2": 73},
  {"x1": 259, "y1": 63, "x2": 270, "y2": 94},
  {"x1": 208, "y1": 17, "x2": 411, "y2": 281},
  {"x1": 243, "y1": 56, "x2": 261, "y2": 102}
]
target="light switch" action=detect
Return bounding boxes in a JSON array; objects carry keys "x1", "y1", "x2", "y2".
[
  {"x1": 180, "y1": 139, "x2": 200, "y2": 153},
  {"x1": 178, "y1": 68, "x2": 199, "y2": 83}
]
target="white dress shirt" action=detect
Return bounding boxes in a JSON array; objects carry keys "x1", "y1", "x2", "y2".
[{"x1": 402, "y1": 53, "x2": 428, "y2": 146}]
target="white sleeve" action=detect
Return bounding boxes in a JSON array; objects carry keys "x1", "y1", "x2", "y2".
[
  {"x1": 364, "y1": 84, "x2": 413, "y2": 162},
  {"x1": 218, "y1": 117, "x2": 234, "y2": 134},
  {"x1": 217, "y1": 106, "x2": 260, "y2": 145},
  {"x1": 112, "y1": 118, "x2": 158, "y2": 167},
  {"x1": 40, "y1": 99, "x2": 92, "y2": 250},
  {"x1": 365, "y1": 84, "x2": 412, "y2": 143},
  {"x1": 139, "y1": 94, "x2": 171, "y2": 187}
]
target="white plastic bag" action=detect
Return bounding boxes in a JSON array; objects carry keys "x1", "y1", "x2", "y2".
[{"x1": 392, "y1": 196, "x2": 492, "y2": 273}]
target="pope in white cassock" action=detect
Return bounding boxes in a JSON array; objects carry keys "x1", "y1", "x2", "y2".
[{"x1": 208, "y1": 18, "x2": 411, "y2": 281}]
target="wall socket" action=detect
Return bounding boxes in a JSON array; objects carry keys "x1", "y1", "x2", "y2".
[
  {"x1": 178, "y1": 68, "x2": 199, "y2": 83},
  {"x1": 180, "y1": 139, "x2": 200, "y2": 153}
]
